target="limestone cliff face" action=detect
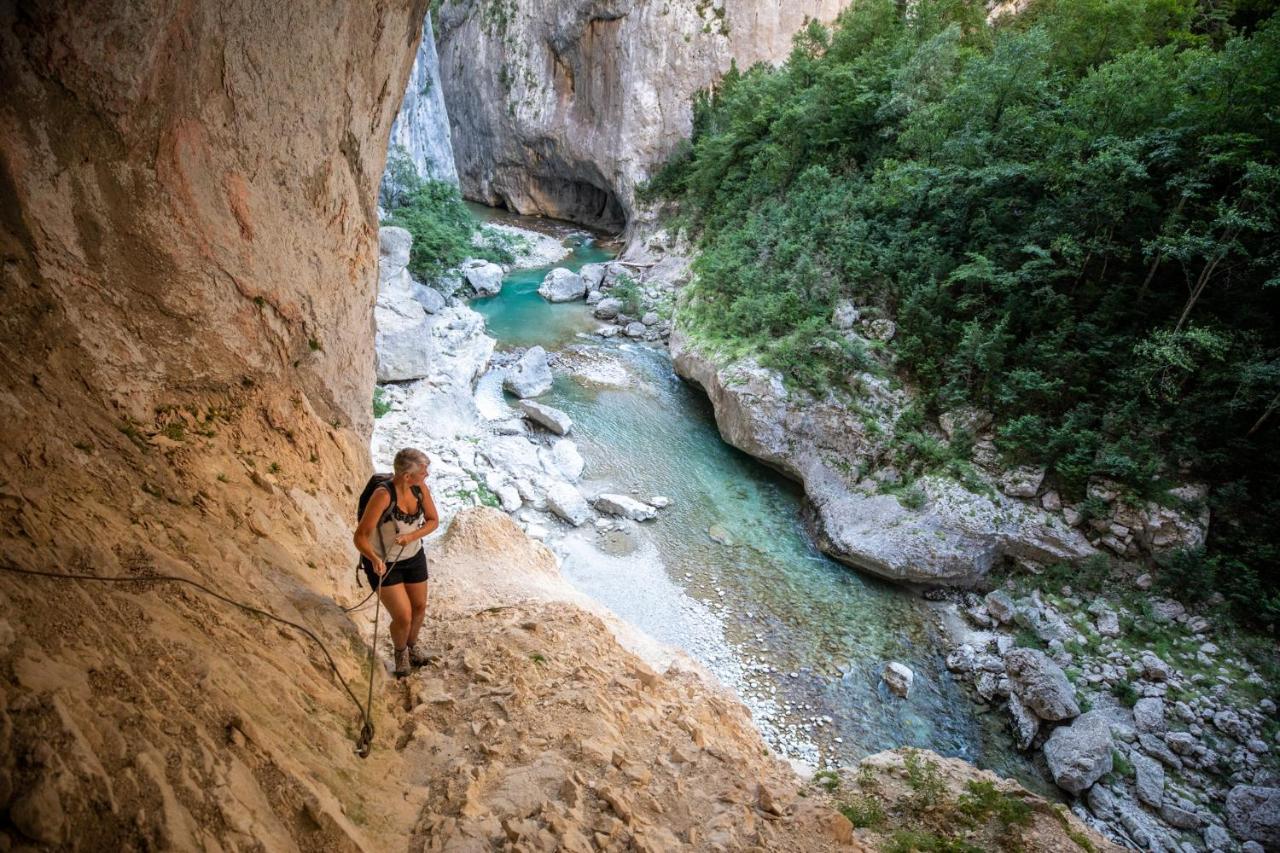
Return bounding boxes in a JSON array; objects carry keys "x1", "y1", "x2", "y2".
[
  {"x1": 436, "y1": 0, "x2": 852, "y2": 230},
  {"x1": 0, "y1": 0, "x2": 428, "y2": 846},
  {"x1": 384, "y1": 14, "x2": 460, "y2": 189}
]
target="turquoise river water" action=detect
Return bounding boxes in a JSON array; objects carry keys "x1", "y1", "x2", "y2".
[{"x1": 472, "y1": 213, "x2": 1042, "y2": 789}]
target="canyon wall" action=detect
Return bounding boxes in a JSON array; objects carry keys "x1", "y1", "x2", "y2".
[
  {"x1": 384, "y1": 14, "x2": 460, "y2": 190},
  {"x1": 436, "y1": 0, "x2": 852, "y2": 230},
  {"x1": 0, "y1": 0, "x2": 428, "y2": 846}
]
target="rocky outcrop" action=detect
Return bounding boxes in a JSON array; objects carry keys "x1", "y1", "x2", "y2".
[
  {"x1": 375, "y1": 226, "x2": 493, "y2": 383},
  {"x1": 383, "y1": 14, "x2": 459, "y2": 190},
  {"x1": 436, "y1": 0, "x2": 855, "y2": 230},
  {"x1": 842, "y1": 749, "x2": 1123, "y2": 852},
  {"x1": 669, "y1": 329, "x2": 1095, "y2": 585}
]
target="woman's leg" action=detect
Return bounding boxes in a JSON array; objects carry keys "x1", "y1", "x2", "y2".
[
  {"x1": 378, "y1": 582, "x2": 413, "y2": 651},
  {"x1": 404, "y1": 581, "x2": 428, "y2": 648}
]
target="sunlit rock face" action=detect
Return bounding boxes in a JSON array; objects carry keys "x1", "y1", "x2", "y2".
[
  {"x1": 384, "y1": 14, "x2": 460, "y2": 189},
  {"x1": 436, "y1": 0, "x2": 853, "y2": 231}
]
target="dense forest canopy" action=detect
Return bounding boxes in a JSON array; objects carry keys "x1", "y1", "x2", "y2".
[{"x1": 646, "y1": 0, "x2": 1280, "y2": 622}]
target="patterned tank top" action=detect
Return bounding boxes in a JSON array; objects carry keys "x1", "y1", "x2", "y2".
[{"x1": 371, "y1": 483, "x2": 424, "y2": 562}]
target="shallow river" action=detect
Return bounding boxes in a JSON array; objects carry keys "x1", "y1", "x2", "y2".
[{"x1": 472, "y1": 212, "x2": 1040, "y2": 788}]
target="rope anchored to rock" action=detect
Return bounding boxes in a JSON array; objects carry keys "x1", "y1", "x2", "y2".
[{"x1": 0, "y1": 561, "x2": 397, "y2": 759}]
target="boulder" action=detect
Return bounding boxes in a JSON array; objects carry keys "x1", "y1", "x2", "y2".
[
  {"x1": 593, "y1": 297, "x2": 624, "y2": 320},
  {"x1": 1043, "y1": 711, "x2": 1115, "y2": 795},
  {"x1": 866, "y1": 318, "x2": 896, "y2": 341},
  {"x1": 580, "y1": 263, "x2": 607, "y2": 290},
  {"x1": 1003, "y1": 648, "x2": 1080, "y2": 722},
  {"x1": 1226, "y1": 787, "x2": 1280, "y2": 847},
  {"x1": 641, "y1": 311, "x2": 660, "y2": 326},
  {"x1": 1133, "y1": 698, "x2": 1165, "y2": 734},
  {"x1": 546, "y1": 483, "x2": 591, "y2": 527},
  {"x1": 537, "y1": 268, "x2": 586, "y2": 302},
  {"x1": 1139, "y1": 484, "x2": 1209, "y2": 555},
  {"x1": 985, "y1": 590, "x2": 1016, "y2": 625},
  {"x1": 375, "y1": 294, "x2": 493, "y2": 385},
  {"x1": 540, "y1": 440, "x2": 585, "y2": 482},
  {"x1": 945, "y1": 644, "x2": 976, "y2": 674},
  {"x1": 1132, "y1": 752, "x2": 1165, "y2": 808},
  {"x1": 999, "y1": 466, "x2": 1046, "y2": 498},
  {"x1": 938, "y1": 407, "x2": 993, "y2": 440},
  {"x1": 1007, "y1": 693, "x2": 1040, "y2": 750},
  {"x1": 462, "y1": 258, "x2": 504, "y2": 296},
  {"x1": 1139, "y1": 652, "x2": 1172, "y2": 682},
  {"x1": 882, "y1": 662, "x2": 913, "y2": 698},
  {"x1": 410, "y1": 281, "x2": 445, "y2": 314},
  {"x1": 585, "y1": 290, "x2": 603, "y2": 304},
  {"x1": 503, "y1": 346, "x2": 553, "y2": 398},
  {"x1": 832, "y1": 300, "x2": 860, "y2": 330},
  {"x1": 518, "y1": 400, "x2": 572, "y2": 436},
  {"x1": 624, "y1": 322, "x2": 646, "y2": 338},
  {"x1": 594, "y1": 494, "x2": 657, "y2": 522},
  {"x1": 379, "y1": 225, "x2": 413, "y2": 273}
]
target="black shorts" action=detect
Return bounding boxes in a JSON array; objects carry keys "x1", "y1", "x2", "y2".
[{"x1": 362, "y1": 549, "x2": 428, "y2": 588}]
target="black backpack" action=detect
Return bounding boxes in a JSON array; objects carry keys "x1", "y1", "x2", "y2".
[{"x1": 354, "y1": 474, "x2": 422, "y2": 586}]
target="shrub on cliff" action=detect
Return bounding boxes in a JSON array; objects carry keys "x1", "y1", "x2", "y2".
[
  {"x1": 650, "y1": 0, "x2": 1280, "y2": 622},
  {"x1": 383, "y1": 147, "x2": 512, "y2": 279}
]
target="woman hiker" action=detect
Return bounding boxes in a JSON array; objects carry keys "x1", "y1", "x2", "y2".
[{"x1": 353, "y1": 447, "x2": 440, "y2": 677}]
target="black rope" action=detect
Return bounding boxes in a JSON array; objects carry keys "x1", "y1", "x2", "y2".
[{"x1": 0, "y1": 563, "x2": 379, "y2": 754}]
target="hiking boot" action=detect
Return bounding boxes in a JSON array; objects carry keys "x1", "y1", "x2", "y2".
[{"x1": 393, "y1": 646, "x2": 411, "y2": 678}]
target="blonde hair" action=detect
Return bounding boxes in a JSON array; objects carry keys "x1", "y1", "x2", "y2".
[{"x1": 392, "y1": 447, "x2": 429, "y2": 476}]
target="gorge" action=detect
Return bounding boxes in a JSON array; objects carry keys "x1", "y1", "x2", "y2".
[{"x1": 2, "y1": 1, "x2": 1277, "y2": 852}]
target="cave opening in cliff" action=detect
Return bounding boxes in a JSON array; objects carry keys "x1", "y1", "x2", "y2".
[{"x1": 526, "y1": 175, "x2": 627, "y2": 234}]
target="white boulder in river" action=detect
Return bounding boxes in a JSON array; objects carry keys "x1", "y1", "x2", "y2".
[
  {"x1": 503, "y1": 346, "x2": 553, "y2": 398},
  {"x1": 517, "y1": 399, "x2": 572, "y2": 435},
  {"x1": 537, "y1": 267, "x2": 586, "y2": 302},
  {"x1": 881, "y1": 662, "x2": 913, "y2": 698},
  {"x1": 462, "y1": 259, "x2": 504, "y2": 296},
  {"x1": 546, "y1": 483, "x2": 591, "y2": 527},
  {"x1": 594, "y1": 494, "x2": 657, "y2": 522}
]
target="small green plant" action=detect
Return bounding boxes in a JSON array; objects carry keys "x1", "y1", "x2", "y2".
[
  {"x1": 267, "y1": 462, "x2": 281, "y2": 475},
  {"x1": 117, "y1": 421, "x2": 148, "y2": 451},
  {"x1": 609, "y1": 273, "x2": 643, "y2": 316},
  {"x1": 373, "y1": 387, "x2": 391, "y2": 419},
  {"x1": 1110, "y1": 749, "x2": 1134, "y2": 779},
  {"x1": 216, "y1": 473, "x2": 229, "y2": 483},
  {"x1": 1111, "y1": 681, "x2": 1139, "y2": 708},
  {"x1": 308, "y1": 337, "x2": 322, "y2": 352},
  {"x1": 903, "y1": 749, "x2": 946, "y2": 812},
  {"x1": 253, "y1": 295, "x2": 265, "y2": 308},
  {"x1": 1013, "y1": 628, "x2": 1048, "y2": 652},
  {"x1": 957, "y1": 780, "x2": 1032, "y2": 830},
  {"x1": 813, "y1": 769, "x2": 840, "y2": 793},
  {"x1": 529, "y1": 653, "x2": 546, "y2": 665},
  {"x1": 163, "y1": 422, "x2": 185, "y2": 442},
  {"x1": 839, "y1": 795, "x2": 885, "y2": 829},
  {"x1": 897, "y1": 486, "x2": 927, "y2": 510}
]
